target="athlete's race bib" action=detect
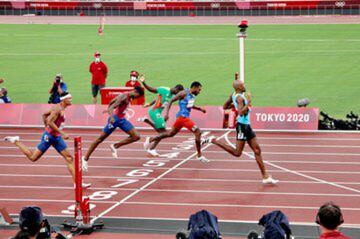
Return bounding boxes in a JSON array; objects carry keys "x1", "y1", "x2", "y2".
[{"x1": 187, "y1": 98, "x2": 195, "y2": 108}]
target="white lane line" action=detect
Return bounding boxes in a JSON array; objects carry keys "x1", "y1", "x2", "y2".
[
  {"x1": 2, "y1": 163, "x2": 360, "y2": 174},
  {"x1": 3, "y1": 138, "x2": 360, "y2": 148},
  {"x1": 224, "y1": 134, "x2": 360, "y2": 195},
  {"x1": 89, "y1": 130, "x2": 229, "y2": 224},
  {"x1": 0, "y1": 185, "x2": 358, "y2": 197},
  {"x1": 2, "y1": 146, "x2": 360, "y2": 156},
  {"x1": 1, "y1": 198, "x2": 360, "y2": 211},
  {"x1": 2, "y1": 174, "x2": 360, "y2": 185},
  {"x1": 1, "y1": 154, "x2": 360, "y2": 164},
  {"x1": 1, "y1": 131, "x2": 360, "y2": 140}
]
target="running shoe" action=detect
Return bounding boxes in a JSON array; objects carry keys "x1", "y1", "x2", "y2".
[
  {"x1": 262, "y1": 176, "x2": 279, "y2": 185},
  {"x1": 4, "y1": 136, "x2": 20, "y2": 143},
  {"x1": 110, "y1": 144, "x2": 118, "y2": 159},
  {"x1": 81, "y1": 156, "x2": 88, "y2": 172},
  {"x1": 143, "y1": 137, "x2": 151, "y2": 150},
  {"x1": 196, "y1": 155, "x2": 210, "y2": 163},
  {"x1": 147, "y1": 149, "x2": 159, "y2": 157}
]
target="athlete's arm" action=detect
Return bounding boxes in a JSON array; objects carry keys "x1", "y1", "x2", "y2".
[
  {"x1": 46, "y1": 106, "x2": 68, "y2": 139},
  {"x1": 236, "y1": 96, "x2": 248, "y2": 116},
  {"x1": 223, "y1": 95, "x2": 233, "y2": 110},
  {"x1": 144, "y1": 100, "x2": 156, "y2": 108},
  {"x1": 192, "y1": 106, "x2": 206, "y2": 113},
  {"x1": 42, "y1": 109, "x2": 52, "y2": 127},
  {"x1": 245, "y1": 91, "x2": 252, "y2": 107},
  {"x1": 139, "y1": 75, "x2": 157, "y2": 93},
  {"x1": 164, "y1": 90, "x2": 186, "y2": 121}
]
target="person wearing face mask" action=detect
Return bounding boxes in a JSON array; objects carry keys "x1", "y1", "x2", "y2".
[
  {"x1": 89, "y1": 51, "x2": 108, "y2": 104},
  {"x1": 125, "y1": 70, "x2": 141, "y2": 88}
]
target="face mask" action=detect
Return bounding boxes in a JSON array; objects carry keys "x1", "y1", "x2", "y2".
[
  {"x1": 95, "y1": 57, "x2": 100, "y2": 63},
  {"x1": 131, "y1": 76, "x2": 137, "y2": 82}
]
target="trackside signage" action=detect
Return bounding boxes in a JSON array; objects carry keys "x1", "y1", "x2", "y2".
[
  {"x1": 0, "y1": 104, "x2": 319, "y2": 130},
  {"x1": 251, "y1": 107, "x2": 319, "y2": 130}
]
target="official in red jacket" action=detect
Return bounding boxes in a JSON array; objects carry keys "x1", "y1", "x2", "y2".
[
  {"x1": 89, "y1": 51, "x2": 108, "y2": 104},
  {"x1": 125, "y1": 70, "x2": 141, "y2": 88}
]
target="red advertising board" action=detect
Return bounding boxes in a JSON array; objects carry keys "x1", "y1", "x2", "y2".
[
  {"x1": 100, "y1": 87, "x2": 145, "y2": 105},
  {"x1": 0, "y1": 104, "x2": 319, "y2": 131}
]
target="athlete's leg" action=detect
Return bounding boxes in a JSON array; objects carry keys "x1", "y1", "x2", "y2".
[
  {"x1": 15, "y1": 141, "x2": 44, "y2": 162},
  {"x1": 149, "y1": 128, "x2": 166, "y2": 150},
  {"x1": 143, "y1": 118, "x2": 157, "y2": 130},
  {"x1": 113, "y1": 127, "x2": 140, "y2": 149},
  {"x1": 59, "y1": 149, "x2": 76, "y2": 183},
  {"x1": 193, "y1": 128, "x2": 203, "y2": 157},
  {"x1": 149, "y1": 127, "x2": 180, "y2": 150},
  {"x1": 84, "y1": 131, "x2": 110, "y2": 161},
  {"x1": 247, "y1": 137, "x2": 267, "y2": 179},
  {"x1": 212, "y1": 138, "x2": 246, "y2": 157}
]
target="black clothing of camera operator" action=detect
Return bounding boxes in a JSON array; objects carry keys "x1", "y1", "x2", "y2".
[{"x1": 48, "y1": 74, "x2": 67, "y2": 104}]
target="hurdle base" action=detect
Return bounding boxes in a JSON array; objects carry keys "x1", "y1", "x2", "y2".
[{"x1": 62, "y1": 221, "x2": 104, "y2": 235}]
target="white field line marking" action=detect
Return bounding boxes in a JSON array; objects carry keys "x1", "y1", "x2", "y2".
[
  {"x1": 2, "y1": 49, "x2": 360, "y2": 56},
  {"x1": 0, "y1": 185, "x2": 358, "y2": 197},
  {"x1": 89, "y1": 130, "x2": 229, "y2": 224},
  {"x1": 2, "y1": 173, "x2": 360, "y2": 185},
  {"x1": 1, "y1": 153, "x2": 360, "y2": 165},
  {"x1": 2, "y1": 146, "x2": 360, "y2": 156},
  {"x1": 224, "y1": 134, "x2": 360, "y2": 195},
  {"x1": 3, "y1": 138, "x2": 360, "y2": 148},
  {"x1": 2, "y1": 163, "x2": 360, "y2": 174}
]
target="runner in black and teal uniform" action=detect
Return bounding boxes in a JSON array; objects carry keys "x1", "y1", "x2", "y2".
[{"x1": 138, "y1": 75, "x2": 184, "y2": 155}]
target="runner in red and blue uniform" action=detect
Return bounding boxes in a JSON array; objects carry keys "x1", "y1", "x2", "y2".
[
  {"x1": 82, "y1": 86, "x2": 144, "y2": 172},
  {"x1": 3, "y1": 92, "x2": 89, "y2": 187},
  {"x1": 145, "y1": 81, "x2": 208, "y2": 162}
]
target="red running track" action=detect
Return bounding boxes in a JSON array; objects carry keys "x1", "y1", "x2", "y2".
[{"x1": 0, "y1": 127, "x2": 360, "y2": 228}]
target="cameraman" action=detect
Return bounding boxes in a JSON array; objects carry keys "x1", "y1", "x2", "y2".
[
  {"x1": 13, "y1": 206, "x2": 66, "y2": 239},
  {"x1": 48, "y1": 74, "x2": 67, "y2": 104},
  {"x1": 0, "y1": 87, "x2": 11, "y2": 103}
]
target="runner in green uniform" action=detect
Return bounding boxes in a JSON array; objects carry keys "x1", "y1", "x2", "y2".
[{"x1": 138, "y1": 75, "x2": 184, "y2": 156}]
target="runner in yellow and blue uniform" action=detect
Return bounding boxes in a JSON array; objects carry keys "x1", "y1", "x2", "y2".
[{"x1": 208, "y1": 80, "x2": 278, "y2": 184}]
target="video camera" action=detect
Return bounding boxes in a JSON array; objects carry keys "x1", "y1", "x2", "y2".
[{"x1": 37, "y1": 219, "x2": 66, "y2": 239}]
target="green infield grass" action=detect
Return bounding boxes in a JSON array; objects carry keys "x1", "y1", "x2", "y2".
[{"x1": 0, "y1": 24, "x2": 359, "y2": 117}]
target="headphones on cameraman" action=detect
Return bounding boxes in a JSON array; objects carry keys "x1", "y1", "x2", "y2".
[{"x1": 315, "y1": 202, "x2": 344, "y2": 228}]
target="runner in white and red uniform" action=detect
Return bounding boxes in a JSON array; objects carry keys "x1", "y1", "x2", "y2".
[
  {"x1": 4, "y1": 92, "x2": 89, "y2": 187},
  {"x1": 82, "y1": 86, "x2": 144, "y2": 172}
]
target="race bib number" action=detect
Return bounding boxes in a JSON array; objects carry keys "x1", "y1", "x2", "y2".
[{"x1": 187, "y1": 98, "x2": 195, "y2": 108}]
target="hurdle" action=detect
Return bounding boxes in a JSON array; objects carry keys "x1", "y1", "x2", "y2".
[{"x1": 62, "y1": 137, "x2": 104, "y2": 235}]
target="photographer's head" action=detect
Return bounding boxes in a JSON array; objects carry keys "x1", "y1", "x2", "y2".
[
  {"x1": 316, "y1": 202, "x2": 344, "y2": 232},
  {"x1": 60, "y1": 92, "x2": 72, "y2": 106},
  {"x1": 54, "y1": 74, "x2": 62, "y2": 85},
  {"x1": 15, "y1": 206, "x2": 44, "y2": 239}
]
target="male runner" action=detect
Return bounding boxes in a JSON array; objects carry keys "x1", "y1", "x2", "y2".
[
  {"x1": 137, "y1": 75, "x2": 184, "y2": 156},
  {"x1": 208, "y1": 80, "x2": 278, "y2": 184},
  {"x1": 4, "y1": 92, "x2": 90, "y2": 187},
  {"x1": 144, "y1": 81, "x2": 208, "y2": 162},
  {"x1": 82, "y1": 86, "x2": 144, "y2": 172}
]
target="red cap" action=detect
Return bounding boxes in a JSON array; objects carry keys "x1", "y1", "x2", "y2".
[
  {"x1": 240, "y1": 19, "x2": 248, "y2": 27},
  {"x1": 130, "y1": 71, "x2": 139, "y2": 77},
  {"x1": 94, "y1": 51, "x2": 101, "y2": 57}
]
